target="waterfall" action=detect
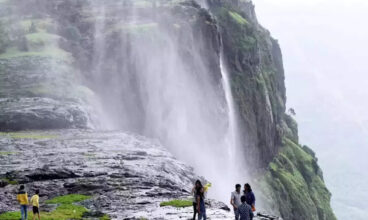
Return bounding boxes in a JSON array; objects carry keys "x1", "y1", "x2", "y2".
[
  {"x1": 86, "y1": 0, "x2": 248, "y2": 203},
  {"x1": 220, "y1": 54, "x2": 242, "y2": 176}
]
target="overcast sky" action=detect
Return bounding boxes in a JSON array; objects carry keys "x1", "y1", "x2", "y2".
[{"x1": 253, "y1": 0, "x2": 368, "y2": 219}]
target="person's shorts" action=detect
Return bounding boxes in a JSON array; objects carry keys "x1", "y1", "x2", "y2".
[{"x1": 32, "y1": 206, "x2": 39, "y2": 214}]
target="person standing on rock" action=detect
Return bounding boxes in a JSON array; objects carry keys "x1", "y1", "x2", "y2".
[
  {"x1": 195, "y1": 180, "x2": 206, "y2": 220},
  {"x1": 243, "y1": 183, "x2": 256, "y2": 218},
  {"x1": 17, "y1": 185, "x2": 29, "y2": 220},
  {"x1": 30, "y1": 189, "x2": 40, "y2": 220},
  {"x1": 238, "y1": 195, "x2": 253, "y2": 220},
  {"x1": 192, "y1": 180, "x2": 201, "y2": 220},
  {"x1": 230, "y1": 184, "x2": 242, "y2": 220}
]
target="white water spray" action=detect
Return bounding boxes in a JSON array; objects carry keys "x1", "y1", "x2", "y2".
[{"x1": 87, "y1": 0, "x2": 249, "y2": 204}]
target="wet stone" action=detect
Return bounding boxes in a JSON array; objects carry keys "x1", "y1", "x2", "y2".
[{"x1": 0, "y1": 129, "x2": 237, "y2": 219}]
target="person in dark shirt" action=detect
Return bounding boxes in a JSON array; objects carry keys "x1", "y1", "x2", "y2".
[
  {"x1": 243, "y1": 183, "x2": 256, "y2": 219},
  {"x1": 195, "y1": 180, "x2": 206, "y2": 220},
  {"x1": 238, "y1": 195, "x2": 253, "y2": 220},
  {"x1": 191, "y1": 180, "x2": 201, "y2": 220}
]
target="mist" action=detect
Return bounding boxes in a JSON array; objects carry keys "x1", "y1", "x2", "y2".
[
  {"x1": 254, "y1": 0, "x2": 368, "y2": 219},
  {"x1": 85, "y1": 0, "x2": 247, "y2": 204}
]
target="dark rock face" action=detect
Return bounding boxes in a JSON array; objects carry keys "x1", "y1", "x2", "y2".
[
  {"x1": 0, "y1": 1, "x2": 93, "y2": 131},
  {"x1": 0, "y1": 130, "x2": 234, "y2": 219},
  {"x1": 207, "y1": 1, "x2": 286, "y2": 169},
  {"x1": 206, "y1": 1, "x2": 336, "y2": 219},
  {"x1": 0, "y1": 98, "x2": 89, "y2": 131}
]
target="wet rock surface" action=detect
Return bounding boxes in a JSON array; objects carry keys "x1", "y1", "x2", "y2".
[
  {"x1": 0, "y1": 129, "x2": 239, "y2": 219},
  {"x1": 0, "y1": 98, "x2": 90, "y2": 131}
]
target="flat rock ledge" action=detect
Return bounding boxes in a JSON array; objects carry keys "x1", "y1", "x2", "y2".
[{"x1": 0, "y1": 129, "x2": 279, "y2": 219}]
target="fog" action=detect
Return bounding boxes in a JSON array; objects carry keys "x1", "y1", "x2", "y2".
[{"x1": 254, "y1": 0, "x2": 368, "y2": 219}]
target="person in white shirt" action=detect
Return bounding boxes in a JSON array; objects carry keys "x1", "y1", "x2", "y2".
[{"x1": 230, "y1": 184, "x2": 242, "y2": 220}]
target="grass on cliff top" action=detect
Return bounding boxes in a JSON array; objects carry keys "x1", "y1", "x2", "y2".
[
  {"x1": 160, "y1": 199, "x2": 192, "y2": 208},
  {"x1": 0, "y1": 194, "x2": 111, "y2": 220},
  {"x1": 0, "y1": 132, "x2": 58, "y2": 140}
]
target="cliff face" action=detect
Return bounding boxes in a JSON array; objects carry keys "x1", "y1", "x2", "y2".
[
  {"x1": 207, "y1": 1, "x2": 337, "y2": 219},
  {"x1": 207, "y1": 0, "x2": 286, "y2": 169},
  {"x1": 0, "y1": 0, "x2": 336, "y2": 219}
]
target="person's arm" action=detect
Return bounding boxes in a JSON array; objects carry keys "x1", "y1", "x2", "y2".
[
  {"x1": 230, "y1": 193, "x2": 237, "y2": 209},
  {"x1": 25, "y1": 193, "x2": 29, "y2": 205},
  {"x1": 249, "y1": 206, "x2": 254, "y2": 218},
  {"x1": 251, "y1": 193, "x2": 255, "y2": 206}
]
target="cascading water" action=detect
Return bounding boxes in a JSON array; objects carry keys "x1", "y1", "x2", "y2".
[{"x1": 87, "y1": 0, "x2": 249, "y2": 203}]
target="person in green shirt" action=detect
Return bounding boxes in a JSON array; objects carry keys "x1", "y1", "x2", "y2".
[{"x1": 30, "y1": 189, "x2": 40, "y2": 220}]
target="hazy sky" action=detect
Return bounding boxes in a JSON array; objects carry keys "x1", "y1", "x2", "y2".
[{"x1": 253, "y1": 0, "x2": 368, "y2": 219}]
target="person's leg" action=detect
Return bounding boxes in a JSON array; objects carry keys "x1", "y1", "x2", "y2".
[
  {"x1": 37, "y1": 212, "x2": 40, "y2": 220},
  {"x1": 24, "y1": 205, "x2": 28, "y2": 220},
  {"x1": 193, "y1": 202, "x2": 197, "y2": 220},
  {"x1": 199, "y1": 201, "x2": 206, "y2": 220},
  {"x1": 234, "y1": 209, "x2": 239, "y2": 220},
  {"x1": 198, "y1": 212, "x2": 202, "y2": 220},
  {"x1": 20, "y1": 205, "x2": 25, "y2": 220},
  {"x1": 33, "y1": 207, "x2": 37, "y2": 220}
]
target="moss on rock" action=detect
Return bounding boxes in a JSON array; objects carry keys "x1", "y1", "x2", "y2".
[
  {"x1": 160, "y1": 199, "x2": 192, "y2": 208},
  {"x1": 261, "y1": 138, "x2": 336, "y2": 220},
  {"x1": 229, "y1": 11, "x2": 248, "y2": 25},
  {"x1": 0, "y1": 132, "x2": 58, "y2": 140},
  {"x1": 0, "y1": 194, "x2": 94, "y2": 220}
]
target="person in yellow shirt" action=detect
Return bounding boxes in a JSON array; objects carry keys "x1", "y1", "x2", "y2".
[
  {"x1": 30, "y1": 189, "x2": 40, "y2": 220},
  {"x1": 16, "y1": 185, "x2": 28, "y2": 220}
]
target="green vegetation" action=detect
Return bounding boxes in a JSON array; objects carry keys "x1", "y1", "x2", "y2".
[
  {"x1": 0, "y1": 17, "x2": 68, "y2": 62},
  {"x1": 0, "y1": 151, "x2": 16, "y2": 155},
  {"x1": 20, "y1": 19, "x2": 54, "y2": 33},
  {"x1": 1, "y1": 177, "x2": 18, "y2": 185},
  {"x1": 0, "y1": 194, "x2": 98, "y2": 220},
  {"x1": 0, "y1": 22, "x2": 9, "y2": 53},
  {"x1": 0, "y1": 132, "x2": 58, "y2": 140},
  {"x1": 229, "y1": 11, "x2": 248, "y2": 25},
  {"x1": 26, "y1": 32, "x2": 60, "y2": 48},
  {"x1": 261, "y1": 138, "x2": 337, "y2": 220},
  {"x1": 84, "y1": 153, "x2": 96, "y2": 158},
  {"x1": 100, "y1": 214, "x2": 111, "y2": 220},
  {"x1": 46, "y1": 194, "x2": 92, "y2": 204},
  {"x1": 0, "y1": 46, "x2": 71, "y2": 61},
  {"x1": 160, "y1": 199, "x2": 192, "y2": 208}
]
